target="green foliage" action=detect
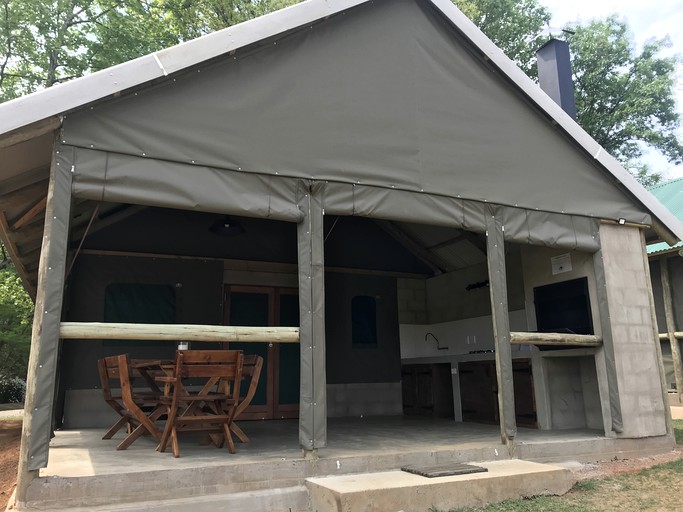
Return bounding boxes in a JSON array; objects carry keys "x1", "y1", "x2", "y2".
[
  {"x1": 0, "y1": 0, "x2": 301, "y2": 102},
  {"x1": 0, "y1": 374, "x2": 25, "y2": 403},
  {"x1": 0, "y1": 0, "x2": 117, "y2": 101},
  {"x1": 626, "y1": 163, "x2": 663, "y2": 188},
  {"x1": 0, "y1": 262, "x2": 33, "y2": 380},
  {"x1": 454, "y1": 2, "x2": 682, "y2": 186},
  {"x1": 572, "y1": 479, "x2": 598, "y2": 491},
  {"x1": 673, "y1": 419, "x2": 683, "y2": 445},
  {"x1": 454, "y1": 0, "x2": 551, "y2": 76},
  {"x1": 567, "y1": 17, "x2": 683, "y2": 168},
  {"x1": 429, "y1": 454, "x2": 683, "y2": 511}
]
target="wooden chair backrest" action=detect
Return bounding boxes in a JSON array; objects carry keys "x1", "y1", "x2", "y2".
[
  {"x1": 97, "y1": 355, "x2": 122, "y2": 400},
  {"x1": 174, "y1": 350, "x2": 244, "y2": 401},
  {"x1": 115, "y1": 353, "x2": 137, "y2": 410},
  {"x1": 235, "y1": 355, "x2": 264, "y2": 416}
]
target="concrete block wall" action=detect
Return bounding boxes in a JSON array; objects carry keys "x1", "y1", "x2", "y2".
[
  {"x1": 399, "y1": 310, "x2": 528, "y2": 360},
  {"x1": 397, "y1": 278, "x2": 428, "y2": 324},
  {"x1": 327, "y1": 383, "x2": 403, "y2": 417},
  {"x1": 599, "y1": 224, "x2": 667, "y2": 437},
  {"x1": 542, "y1": 356, "x2": 602, "y2": 430},
  {"x1": 426, "y1": 262, "x2": 491, "y2": 324}
]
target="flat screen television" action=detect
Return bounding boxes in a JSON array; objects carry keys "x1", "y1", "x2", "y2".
[{"x1": 533, "y1": 277, "x2": 594, "y2": 337}]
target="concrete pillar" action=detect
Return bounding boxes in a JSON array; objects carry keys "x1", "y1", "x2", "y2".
[{"x1": 596, "y1": 224, "x2": 667, "y2": 437}]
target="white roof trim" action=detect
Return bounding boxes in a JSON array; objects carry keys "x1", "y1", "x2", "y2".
[{"x1": 1, "y1": 0, "x2": 681, "y2": 242}]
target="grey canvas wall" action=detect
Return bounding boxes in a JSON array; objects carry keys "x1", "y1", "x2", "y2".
[
  {"x1": 61, "y1": 254, "x2": 224, "y2": 391},
  {"x1": 325, "y1": 273, "x2": 401, "y2": 384},
  {"x1": 60, "y1": 0, "x2": 650, "y2": 227}
]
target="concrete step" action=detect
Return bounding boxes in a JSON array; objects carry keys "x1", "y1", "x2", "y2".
[
  {"x1": 25, "y1": 444, "x2": 510, "y2": 510},
  {"x1": 23, "y1": 486, "x2": 311, "y2": 512},
  {"x1": 306, "y1": 460, "x2": 575, "y2": 512}
]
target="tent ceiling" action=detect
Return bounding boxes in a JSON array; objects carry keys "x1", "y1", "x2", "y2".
[{"x1": 67, "y1": 204, "x2": 485, "y2": 276}]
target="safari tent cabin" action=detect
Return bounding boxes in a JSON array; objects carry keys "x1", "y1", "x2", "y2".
[{"x1": 0, "y1": 0, "x2": 681, "y2": 508}]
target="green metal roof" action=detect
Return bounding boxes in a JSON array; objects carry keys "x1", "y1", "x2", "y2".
[{"x1": 648, "y1": 178, "x2": 683, "y2": 254}]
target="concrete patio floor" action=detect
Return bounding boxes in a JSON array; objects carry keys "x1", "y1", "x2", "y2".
[
  {"x1": 44, "y1": 416, "x2": 608, "y2": 478},
  {"x1": 24, "y1": 416, "x2": 674, "y2": 510}
]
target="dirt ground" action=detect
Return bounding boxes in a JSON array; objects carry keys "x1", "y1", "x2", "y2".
[
  {"x1": 573, "y1": 447, "x2": 683, "y2": 480},
  {"x1": 0, "y1": 421, "x2": 21, "y2": 511},
  {"x1": 0, "y1": 425, "x2": 680, "y2": 511}
]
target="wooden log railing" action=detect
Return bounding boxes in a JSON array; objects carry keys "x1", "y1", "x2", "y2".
[
  {"x1": 658, "y1": 332, "x2": 683, "y2": 341},
  {"x1": 59, "y1": 322, "x2": 300, "y2": 343},
  {"x1": 509, "y1": 331, "x2": 602, "y2": 347}
]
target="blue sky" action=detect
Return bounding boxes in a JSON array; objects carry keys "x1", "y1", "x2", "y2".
[{"x1": 540, "y1": 0, "x2": 683, "y2": 179}]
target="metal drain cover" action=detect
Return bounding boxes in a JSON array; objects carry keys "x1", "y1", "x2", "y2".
[{"x1": 401, "y1": 463, "x2": 488, "y2": 478}]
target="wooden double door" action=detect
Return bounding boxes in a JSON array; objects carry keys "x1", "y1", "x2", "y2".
[{"x1": 223, "y1": 285, "x2": 300, "y2": 419}]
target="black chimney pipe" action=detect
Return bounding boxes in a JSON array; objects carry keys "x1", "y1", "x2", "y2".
[{"x1": 536, "y1": 38, "x2": 577, "y2": 120}]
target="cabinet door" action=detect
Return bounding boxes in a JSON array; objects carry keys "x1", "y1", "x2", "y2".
[
  {"x1": 402, "y1": 364, "x2": 454, "y2": 418},
  {"x1": 402, "y1": 364, "x2": 433, "y2": 415},
  {"x1": 459, "y1": 361, "x2": 498, "y2": 424},
  {"x1": 513, "y1": 360, "x2": 537, "y2": 428}
]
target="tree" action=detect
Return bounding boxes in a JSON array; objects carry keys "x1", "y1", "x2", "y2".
[
  {"x1": 567, "y1": 17, "x2": 683, "y2": 172},
  {"x1": 0, "y1": 0, "x2": 301, "y2": 102},
  {"x1": 0, "y1": 0, "x2": 131, "y2": 102},
  {"x1": 454, "y1": 1, "x2": 680, "y2": 186},
  {"x1": 454, "y1": 0, "x2": 551, "y2": 76},
  {"x1": 0, "y1": 255, "x2": 33, "y2": 380}
]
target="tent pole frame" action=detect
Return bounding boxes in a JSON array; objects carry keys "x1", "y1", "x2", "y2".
[
  {"x1": 16, "y1": 140, "x2": 73, "y2": 505},
  {"x1": 659, "y1": 254, "x2": 683, "y2": 404},
  {"x1": 485, "y1": 208, "x2": 516, "y2": 448},
  {"x1": 641, "y1": 232, "x2": 673, "y2": 435},
  {"x1": 296, "y1": 181, "x2": 327, "y2": 453}
]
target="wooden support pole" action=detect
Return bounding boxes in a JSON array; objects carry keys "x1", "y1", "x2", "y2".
[
  {"x1": 0, "y1": 211, "x2": 36, "y2": 299},
  {"x1": 509, "y1": 332, "x2": 602, "y2": 347},
  {"x1": 641, "y1": 231, "x2": 673, "y2": 435},
  {"x1": 374, "y1": 219, "x2": 449, "y2": 274},
  {"x1": 0, "y1": 118, "x2": 61, "y2": 149},
  {"x1": 11, "y1": 195, "x2": 48, "y2": 231},
  {"x1": 60, "y1": 322, "x2": 299, "y2": 343},
  {"x1": 16, "y1": 140, "x2": 72, "y2": 505},
  {"x1": 660, "y1": 256, "x2": 683, "y2": 403},
  {"x1": 485, "y1": 210, "x2": 516, "y2": 447}
]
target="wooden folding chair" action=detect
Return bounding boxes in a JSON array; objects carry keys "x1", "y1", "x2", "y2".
[
  {"x1": 115, "y1": 354, "x2": 165, "y2": 450},
  {"x1": 231, "y1": 354, "x2": 264, "y2": 443},
  {"x1": 97, "y1": 356, "x2": 134, "y2": 440},
  {"x1": 158, "y1": 350, "x2": 243, "y2": 458},
  {"x1": 98, "y1": 356, "x2": 164, "y2": 444}
]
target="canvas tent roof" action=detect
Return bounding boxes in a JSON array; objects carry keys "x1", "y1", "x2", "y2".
[{"x1": 1, "y1": 0, "x2": 682, "y2": 295}]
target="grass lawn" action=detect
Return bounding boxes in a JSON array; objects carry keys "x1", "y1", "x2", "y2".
[{"x1": 433, "y1": 420, "x2": 683, "y2": 512}]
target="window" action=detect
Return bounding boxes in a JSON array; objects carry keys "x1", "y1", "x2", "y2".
[
  {"x1": 533, "y1": 277, "x2": 593, "y2": 335},
  {"x1": 352, "y1": 295, "x2": 378, "y2": 347},
  {"x1": 103, "y1": 283, "x2": 176, "y2": 346}
]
